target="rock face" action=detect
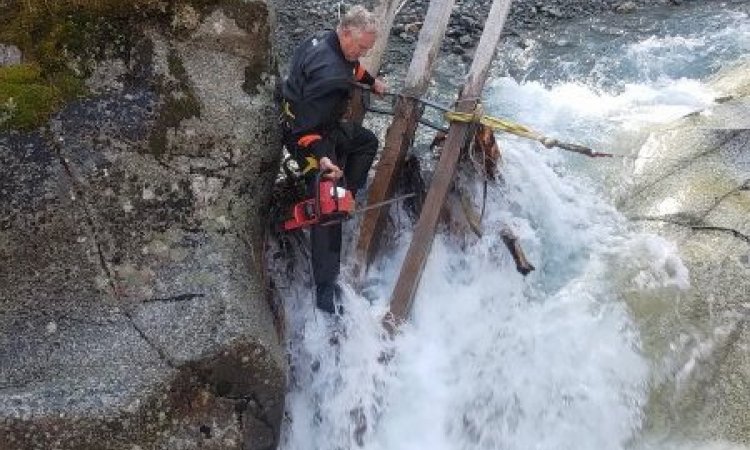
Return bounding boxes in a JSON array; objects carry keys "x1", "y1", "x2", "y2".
[
  {"x1": 620, "y1": 60, "x2": 750, "y2": 442},
  {"x1": 0, "y1": 1, "x2": 285, "y2": 449}
]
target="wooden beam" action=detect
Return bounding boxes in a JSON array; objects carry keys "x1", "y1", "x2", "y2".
[
  {"x1": 388, "y1": 0, "x2": 513, "y2": 324},
  {"x1": 353, "y1": 0, "x2": 457, "y2": 279},
  {"x1": 349, "y1": 0, "x2": 401, "y2": 123},
  {"x1": 362, "y1": 0, "x2": 401, "y2": 74}
]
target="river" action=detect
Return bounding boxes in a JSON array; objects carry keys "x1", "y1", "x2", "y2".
[{"x1": 276, "y1": 2, "x2": 750, "y2": 449}]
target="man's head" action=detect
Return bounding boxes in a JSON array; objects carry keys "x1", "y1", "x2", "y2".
[{"x1": 336, "y1": 6, "x2": 378, "y2": 61}]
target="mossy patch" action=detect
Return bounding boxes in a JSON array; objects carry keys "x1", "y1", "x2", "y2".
[
  {"x1": 147, "y1": 48, "x2": 201, "y2": 157},
  {"x1": 0, "y1": 1, "x2": 179, "y2": 130},
  {"x1": 0, "y1": 63, "x2": 84, "y2": 130},
  {"x1": 0, "y1": 0, "x2": 267, "y2": 130},
  {"x1": 0, "y1": 2, "x2": 145, "y2": 129}
]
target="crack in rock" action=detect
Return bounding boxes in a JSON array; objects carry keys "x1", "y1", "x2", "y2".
[
  {"x1": 702, "y1": 178, "x2": 750, "y2": 218},
  {"x1": 142, "y1": 293, "x2": 205, "y2": 303},
  {"x1": 631, "y1": 130, "x2": 742, "y2": 200},
  {"x1": 632, "y1": 215, "x2": 750, "y2": 244},
  {"x1": 46, "y1": 129, "x2": 178, "y2": 369}
]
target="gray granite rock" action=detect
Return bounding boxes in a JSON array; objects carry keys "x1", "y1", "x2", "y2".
[
  {"x1": 0, "y1": 44, "x2": 22, "y2": 66},
  {"x1": 622, "y1": 61, "x2": 750, "y2": 443},
  {"x1": 0, "y1": 1, "x2": 286, "y2": 449}
]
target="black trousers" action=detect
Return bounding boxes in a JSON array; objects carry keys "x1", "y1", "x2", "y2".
[{"x1": 286, "y1": 123, "x2": 378, "y2": 312}]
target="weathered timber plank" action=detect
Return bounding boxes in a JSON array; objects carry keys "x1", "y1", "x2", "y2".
[
  {"x1": 353, "y1": 0, "x2": 457, "y2": 278},
  {"x1": 362, "y1": 0, "x2": 401, "y2": 74},
  {"x1": 388, "y1": 0, "x2": 513, "y2": 323},
  {"x1": 349, "y1": 0, "x2": 400, "y2": 123}
]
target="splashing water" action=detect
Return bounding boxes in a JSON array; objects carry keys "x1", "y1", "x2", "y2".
[{"x1": 276, "y1": 3, "x2": 748, "y2": 450}]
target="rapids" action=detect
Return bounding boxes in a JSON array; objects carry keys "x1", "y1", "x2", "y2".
[{"x1": 273, "y1": 2, "x2": 750, "y2": 449}]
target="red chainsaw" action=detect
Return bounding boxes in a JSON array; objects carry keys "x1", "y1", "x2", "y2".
[
  {"x1": 281, "y1": 175, "x2": 414, "y2": 232},
  {"x1": 282, "y1": 178, "x2": 355, "y2": 231}
]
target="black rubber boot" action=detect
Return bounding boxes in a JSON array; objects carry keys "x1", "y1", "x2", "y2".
[{"x1": 315, "y1": 282, "x2": 342, "y2": 315}]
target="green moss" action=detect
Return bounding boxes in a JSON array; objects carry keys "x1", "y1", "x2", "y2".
[
  {"x1": 167, "y1": 48, "x2": 188, "y2": 82},
  {"x1": 0, "y1": 0, "x2": 262, "y2": 130},
  {"x1": 147, "y1": 48, "x2": 201, "y2": 156},
  {"x1": 0, "y1": 64, "x2": 43, "y2": 84},
  {"x1": 0, "y1": 63, "x2": 84, "y2": 130},
  {"x1": 0, "y1": 1, "x2": 158, "y2": 130},
  {"x1": 48, "y1": 70, "x2": 87, "y2": 100}
]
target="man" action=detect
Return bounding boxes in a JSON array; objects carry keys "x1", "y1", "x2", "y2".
[{"x1": 280, "y1": 6, "x2": 387, "y2": 314}]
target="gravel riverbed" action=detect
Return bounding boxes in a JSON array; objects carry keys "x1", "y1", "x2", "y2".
[{"x1": 270, "y1": 0, "x2": 696, "y2": 70}]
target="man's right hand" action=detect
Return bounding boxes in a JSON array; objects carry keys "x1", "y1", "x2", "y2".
[
  {"x1": 319, "y1": 157, "x2": 343, "y2": 179},
  {"x1": 371, "y1": 78, "x2": 387, "y2": 97}
]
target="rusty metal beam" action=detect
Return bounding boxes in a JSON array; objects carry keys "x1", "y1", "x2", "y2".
[{"x1": 388, "y1": 0, "x2": 513, "y2": 325}]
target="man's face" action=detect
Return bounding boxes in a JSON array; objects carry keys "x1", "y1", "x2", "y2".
[{"x1": 339, "y1": 27, "x2": 377, "y2": 61}]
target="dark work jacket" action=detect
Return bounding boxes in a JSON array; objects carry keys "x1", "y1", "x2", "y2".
[{"x1": 282, "y1": 30, "x2": 374, "y2": 156}]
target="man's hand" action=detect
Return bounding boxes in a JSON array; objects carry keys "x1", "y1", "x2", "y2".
[
  {"x1": 371, "y1": 78, "x2": 388, "y2": 97},
  {"x1": 319, "y1": 157, "x2": 343, "y2": 179}
]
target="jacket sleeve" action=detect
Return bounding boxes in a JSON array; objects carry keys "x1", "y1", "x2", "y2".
[{"x1": 354, "y1": 61, "x2": 375, "y2": 86}]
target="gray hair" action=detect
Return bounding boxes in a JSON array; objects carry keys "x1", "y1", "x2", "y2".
[{"x1": 339, "y1": 5, "x2": 378, "y2": 33}]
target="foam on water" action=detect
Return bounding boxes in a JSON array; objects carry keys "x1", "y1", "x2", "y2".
[
  {"x1": 277, "y1": 4, "x2": 747, "y2": 450},
  {"x1": 279, "y1": 78, "x2": 695, "y2": 450}
]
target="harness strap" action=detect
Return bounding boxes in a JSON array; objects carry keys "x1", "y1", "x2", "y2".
[
  {"x1": 302, "y1": 156, "x2": 318, "y2": 175},
  {"x1": 282, "y1": 100, "x2": 296, "y2": 119}
]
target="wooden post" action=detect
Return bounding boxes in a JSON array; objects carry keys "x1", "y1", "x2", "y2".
[
  {"x1": 362, "y1": 0, "x2": 401, "y2": 74},
  {"x1": 349, "y1": 0, "x2": 401, "y2": 123},
  {"x1": 353, "y1": 0, "x2": 457, "y2": 279},
  {"x1": 388, "y1": 0, "x2": 513, "y2": 324}
]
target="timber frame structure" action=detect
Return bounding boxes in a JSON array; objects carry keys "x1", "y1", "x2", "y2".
[{"x1": 351, "y1": 0, "x2": 515, "y2": 327}]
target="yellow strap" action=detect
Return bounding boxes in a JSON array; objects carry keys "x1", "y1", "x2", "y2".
[
  {"x1": 442, "y1": 104, "x2": 601, "y2": 156},
  {"x1": 444, "y1": 110, "x2": 540, "y2": 140},
  {"x1": 301, "y1": 156, "x2": 318, "y2": 175}
]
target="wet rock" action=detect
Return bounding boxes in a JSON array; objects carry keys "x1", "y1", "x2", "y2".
[
  {"x1": 399, "y1": 33, "x2": 416, "y2": 44},
  {"x1": 622, "y1": 62, "x2": 750, "y2": 443},
  {"x1": 540, "y1": 5, "x2": 565, "y2": 18},
  {"x1": 403, "y1": 22, "x2": 422, "y2": 34},
  {"x1": 0, "y1": 44, "x2": 22, "y2": 66},
  {"x1": 271, "y1": 0, "x2": 707, "y2": 66},
  {"x1": 615, "y1": 1, "x2": 639, "y2": 13}
]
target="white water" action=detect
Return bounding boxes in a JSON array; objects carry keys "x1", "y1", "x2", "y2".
[{"x1": 277, "y1": 5, "x2": 749, "y2": 450}]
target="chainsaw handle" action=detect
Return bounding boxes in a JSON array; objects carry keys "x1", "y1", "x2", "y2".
[{"x1": 319, "y1": 158, "x2": 343, "y2": 180}]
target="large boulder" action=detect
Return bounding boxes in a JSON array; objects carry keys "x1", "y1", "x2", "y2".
[
  {"x1": 0, "y1": 1, "x2": 286, "y2": 449},
  {"x1": 620, "y1": 59, "x2": 750, "y2": 442}
]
